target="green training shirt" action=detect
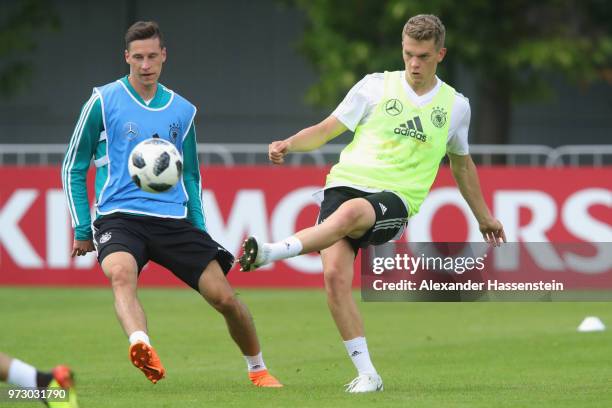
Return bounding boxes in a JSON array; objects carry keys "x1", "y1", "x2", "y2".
[{"x1": 62, "y1": 76, "x2": 206, "y2": 240}]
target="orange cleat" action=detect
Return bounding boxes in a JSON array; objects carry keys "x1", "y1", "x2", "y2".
[
  {"x1": 47, "y1": 365, "x2": 79, "y2": 408},
  {"x1": 248, "y1": 369, "x2": 283, "y2": 388},
  {"x1": 51, "y1": 365, "x2": 75, "y2": 389},
  {"x1": 129, "y1": 341, "x2": 166, "y2": 384}
]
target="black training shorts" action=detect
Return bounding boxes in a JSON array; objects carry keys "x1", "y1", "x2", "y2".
[
  {"x1": 317, "y1": 186, "x2": 408, "y2": 254},
  {"x1": 92, "y1": 213, "x2": 234, "y2": 291}
]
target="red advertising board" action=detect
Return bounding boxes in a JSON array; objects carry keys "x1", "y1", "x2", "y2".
[{"x1": 0, "y1": 166, "x2": 610, "y2": 287}]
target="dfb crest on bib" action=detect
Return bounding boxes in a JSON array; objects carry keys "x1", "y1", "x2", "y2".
[{"x1": 431, "y1": 106, "x2": 447, "y2": 128}]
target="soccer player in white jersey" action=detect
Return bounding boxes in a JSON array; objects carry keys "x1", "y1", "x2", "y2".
[
  {"x1": 240, "y1": 14, "x2": 506, "y2": 392},
  {"x1": 62, "y1": 21, "x2": 281, "y2": 387}
]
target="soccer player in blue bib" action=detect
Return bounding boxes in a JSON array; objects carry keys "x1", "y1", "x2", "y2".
[{"x1": 61, "y1": 21, "x2": 281, "y2": 387}]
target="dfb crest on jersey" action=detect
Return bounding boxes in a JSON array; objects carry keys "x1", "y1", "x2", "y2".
[
  {"x1": 169, "y1": 122, "x2": 181, "y2": 143},
  {"x1": 431, "y1": 106, "x2": 447, "y2": 128}
]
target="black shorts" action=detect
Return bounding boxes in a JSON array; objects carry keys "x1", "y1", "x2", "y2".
[
  {"x1": 92, "y1": 213, "x2": 234, "y2": 291},
  {"x1": 317, "y1": 186, "x2": 408, "y2": 254}
]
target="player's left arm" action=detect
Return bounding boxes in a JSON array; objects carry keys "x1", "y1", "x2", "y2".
[
  {"x1": 448, "y1": 153, "x2": 506, "y2": 246},
  {"x1": 183, "y1": 122, "x2": 206, "y2": 231},
  {"x1": 446, "y1": 96, "x2": 505, "y2": 246}
]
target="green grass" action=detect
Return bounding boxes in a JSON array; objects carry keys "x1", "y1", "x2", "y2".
[{"x1": 1, "y1": 287, "x2": 611, "y2": 407}]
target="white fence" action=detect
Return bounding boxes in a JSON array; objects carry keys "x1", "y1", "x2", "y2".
[{"x1": 0, "y1": 144, "x2": 611, "y2": 167}]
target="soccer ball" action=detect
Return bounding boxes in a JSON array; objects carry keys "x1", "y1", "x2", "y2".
[{"x1": 128, "y1": 138, "x2": 183, "y2": 193}]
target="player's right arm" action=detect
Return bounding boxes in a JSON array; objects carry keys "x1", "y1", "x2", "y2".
[
  {"x1": 269, "y1": 116, "x2": 347, "y2": 164},
  {"x1": 269, "y1": 74, "x2": 379, "y2": 165},
  {"x1": 61, "y1": 91, "x2": 104, "y2": 256}
]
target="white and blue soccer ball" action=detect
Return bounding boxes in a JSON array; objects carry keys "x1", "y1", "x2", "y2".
[{"x1": 128, "y1": 138, "x2": 182, "y2": 193}]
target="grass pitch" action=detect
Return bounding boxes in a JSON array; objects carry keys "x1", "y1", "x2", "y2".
[{"x1": 1, "y1": 287, "x2": 611, "y2": 407}]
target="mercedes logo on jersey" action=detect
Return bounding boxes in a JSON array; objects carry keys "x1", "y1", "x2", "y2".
[
  {"x1": 123, "y1": 122, "x2": 140, "y2": 140},
  {"x1": 384, "y1": 99, "x2": 403, "y2": 116}
]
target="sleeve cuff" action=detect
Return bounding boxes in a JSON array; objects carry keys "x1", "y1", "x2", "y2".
[
  {"x1": 331, "y1": 113, "x2": 356, "y2": 132},
  {"x1": 75, "y1": 228, "x2": 93, "y2": 241}
]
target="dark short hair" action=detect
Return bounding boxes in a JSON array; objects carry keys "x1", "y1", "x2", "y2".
[
  {"x1": 402, "y1": 14, "x2": 446, "y2": 49},
  {"x1": 125, "y1": 21, "x2": 164, "y2": 49}
]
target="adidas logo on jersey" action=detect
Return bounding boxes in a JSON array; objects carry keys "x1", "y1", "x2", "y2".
[
  {"x1": 379, "y1": 202, "x2": 387, "y2": 215},
  {"x1": 394, "y1": 116, "x2": 427, "y2": 142}
]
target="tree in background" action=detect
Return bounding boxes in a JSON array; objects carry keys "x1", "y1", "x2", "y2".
[
  {"x1": 285, "y1": 0, "x2": 612, "y2": 144},
  {"x1": 0, "y1": 0, "x2": 59, "y2": 97}
]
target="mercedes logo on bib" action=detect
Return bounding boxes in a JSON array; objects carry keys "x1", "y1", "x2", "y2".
[
  {"x1": 385, "y1": 99, "x2": 403, "y2": 116},
  {"x1": 123, "y1": 122, "x2": 140, "y2": 140}
]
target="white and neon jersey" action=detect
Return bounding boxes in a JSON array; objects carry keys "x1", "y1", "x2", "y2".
[
  {"x1": 62, "y1": 76, "x2": 206, "y2": 240},
  {"x1": 327, "y1": 71, "x2": 468, "y2": 216}
]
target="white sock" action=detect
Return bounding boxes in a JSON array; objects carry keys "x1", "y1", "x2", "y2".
[
  {"x1": 344, "y1": 337, "x2": 377, "y2": 375},
  {"x1": 244, "y1": 351, "x2": 266, "y2": 372},
  {"x1": 263, "y1": 236, "x2": 303, "y2": 263},
  {"x1": 129, "y1": 331, "x2": 151, "y2": 346},
  {"x1": 7, "y1": 359, "x2": 37, "y2": 388}
]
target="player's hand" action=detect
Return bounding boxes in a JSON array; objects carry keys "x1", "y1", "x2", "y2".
[
  {"x1": 71, "y1": 239, "x2": 95, "y2": 257},
  {"x1": 479, "y1": 218, "x2": 506, "y2": 247},
  {"x1": 269, "y1": 140, "x2": 290, "y2": 165}
]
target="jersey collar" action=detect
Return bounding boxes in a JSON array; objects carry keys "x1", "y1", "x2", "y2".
[
  {"x1": 400, "y1": 73, "x2": 442, "y2": 107},
  {"x1": 120, "y1": 76, "x2": 170, "y2": 108}
]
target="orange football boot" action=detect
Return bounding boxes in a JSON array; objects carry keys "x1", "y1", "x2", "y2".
[
  {"x1": 129, "y1": 341, "x2": 166, "y2": 384},
  {"x1": 48, "y1": 365, "x2": 79, "y2": 408},
  {"x1": 248, "y1": 369, "x2": 283, "y2": 388},
  {"x1": 51, "y1": 365, "x2": 75, "y2": 389}
]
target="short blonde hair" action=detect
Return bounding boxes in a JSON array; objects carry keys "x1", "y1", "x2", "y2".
[{"x1": 402, "y1": 14, "x2": 446, "y2": 49}]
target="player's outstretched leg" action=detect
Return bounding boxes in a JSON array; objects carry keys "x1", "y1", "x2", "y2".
[
  {"x1": 239, "y1": 198, "x2": 376, "y2": 272},
  {"x1": 198, "y1": 260, "x2": 282, "y2": 387}
]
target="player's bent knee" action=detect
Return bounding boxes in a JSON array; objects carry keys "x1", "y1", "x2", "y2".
[
  {"x1": 333, "y1": 199, "x2": 373, "y2": 235},
  {"x1": 326, "y1": 212, "x2": 358, "y2": 237},
  {"x1": 107, "y1": 263, "x2": 136, "y2": 287},
  {"x1": 209, "y1": 293, "x2": 239, "y2": 315},
  {"x1": 337, "y1": 205, "x2": 361, "y2": 225}
]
